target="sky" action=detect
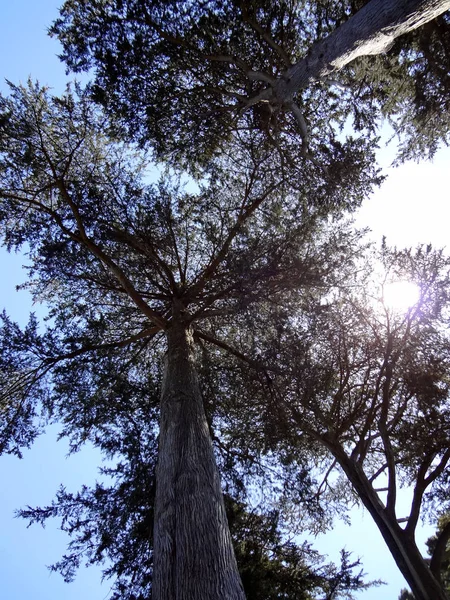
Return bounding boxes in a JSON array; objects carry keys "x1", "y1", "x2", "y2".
[{"x1": 0, "y1": 2, "x2": 449, "y2": 599}]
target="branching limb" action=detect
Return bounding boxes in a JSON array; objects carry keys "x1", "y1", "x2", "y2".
[
  {"x1": 44, "y1": 326, "x2": 160, "y2": 363},
  {"x1": 405, "y1": 449, "x2": 450, "y2": 537},
  {"x1": 239, "y1": 2, "x2": 291, "y2": 67},
  {"x1": 369, "y1": 463, "x2": 388, "y2": 484},
  {"x1": 194, "y1": 330, "x2": 279, "y2": 377},
  {"x1": 188, "y1": 178, "x2": 282, "y2": 297},
  {"x1": 317, "y1": 458, "x2": 338, "y2": 496},
  {"x1": 52, "y1": 182, "x2": 167, "y2": 330}
]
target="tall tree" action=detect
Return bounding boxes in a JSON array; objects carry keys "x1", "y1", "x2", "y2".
[
  {"x1": 17, "y1": 404, "x2": 378, "y2": 600},
  {"x1": 229, "y1": 243, "x2": 450, "y2": 600},
  {"x1": 0, "y1": 82, "x2": 377, "y2": 599},
  {"x1": 3, "y1": 1, "x2": 450, "y2": 597},
  {"x1": 51, "y1": 0, "x2": 450, "y2": 166}
]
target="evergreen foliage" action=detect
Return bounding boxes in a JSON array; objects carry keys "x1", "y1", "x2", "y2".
[
  {"x1": 51, "y1": 0, "x2": 450, "y2": 166},
  {"x1": 0, "y1": 81, "x2": 378, "y2": 598},
  {"x1": 1, "y1": 1, "x2": 450, "y2": 598},
  {"x1": 225, "y1": 242, "x2": 450, "y2": 599}
]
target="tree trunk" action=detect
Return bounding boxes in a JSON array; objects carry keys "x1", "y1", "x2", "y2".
[
  {"x1": 274, "y1": 0, "x2": 450, "y2": 101},
  {"x1": 334, "y1": 448, "x2": 448, "y2": 600},
  {"x1": 153, "y1": 318, "x2": 246, "y2": 600}
]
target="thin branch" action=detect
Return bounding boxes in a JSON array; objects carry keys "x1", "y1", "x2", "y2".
[
  {"x1": 194, "y1": 330, "x2": 278, "y2": 376},
  {"x1": 55, "y1": 182, "x2": 167, "y2": 329},
  {"x1": 44, "y1": 326, "x2": 160, "y2": 363},
  {"x1": 423, "y1": 448, "x2": 450, "y2": 488},
  {"x1": 189, "y1": 179, "x2": 282, "y2": 297},
  {"x1": 403, "y1": 447, "x2": 450, "y2": 538},
  {"x1": 317, "y1": 458, "x2": 337, "y2": 496},
  {"x1": 239, "y1": 2, "x2": 291, "y2": 67},
  {"x1": 369, "y1": 463, "x2": 388, "y2": 484},
  {"x1": 107, "y1": 227, "x2": 174, "y2": 295},
  {"x1": 166, "y1": 216, "x2": 184, "y2": 286}
]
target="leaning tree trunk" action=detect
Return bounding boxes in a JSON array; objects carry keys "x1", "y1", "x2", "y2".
[
  {"x1": 334, "y1": 448, "x2": 448, "y2": 600},
  {"x1": 153, "y1": 318, "x2": 246, "y2": 600},
  {"x1": 274, "y1": 0, "x2": 450, "y2": 101}
]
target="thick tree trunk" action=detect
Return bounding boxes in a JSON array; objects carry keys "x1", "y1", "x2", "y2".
[
  {"x1": 153, "y1": 318, "x2": 245, "y2": 600},
  {"x1": 334, "y1": 448, "x2": 448, "y2": 600},
  {"x1": 274, "y1": 0, "x2": 450, "y2": 101}
]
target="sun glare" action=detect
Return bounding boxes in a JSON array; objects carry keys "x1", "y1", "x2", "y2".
[{"x1": 382, "y1": 281, "x2": 420, "y2": 312}]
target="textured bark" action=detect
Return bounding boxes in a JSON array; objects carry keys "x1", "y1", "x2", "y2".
[
  {"x1": 274, "y1": 0, "x2": 450, "y2": 101},
  {"x1": 333, "y1": 448, "x2": 448, "y2": 600},
  {"x1": 153, "y1": 318, "x2": 245, "y2": 600}
]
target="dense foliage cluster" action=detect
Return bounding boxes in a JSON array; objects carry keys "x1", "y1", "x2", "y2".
[{"x1": 51, "y1": 1, "x2": 450, "y2": 165}]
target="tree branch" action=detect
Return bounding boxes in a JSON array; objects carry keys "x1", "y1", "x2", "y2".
[
  {"x1": 194, "y1": 329, "x2": 278, "y2": 376},
  {"x1": 54, "y1": 182, "x2": 167, "y2": 330},
  {"x1": 189, "y1": 179, "x2": 282, "y2": 297},
  {"x1": 430, "y1": 521, "x2": 450, "y2": 585},
  {"x1": 239, "y1": 2, "x2": 291, "y2": 67},
  {"x1": 279, "y1": 0, "x2": 450, "y2": 100}
]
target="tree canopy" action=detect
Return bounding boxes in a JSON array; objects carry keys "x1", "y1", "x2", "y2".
[
  {"x1": 226, "y1": 242, "x2": 450, "y2": 599},
  {"x1": 0, "y1": 80, "x2": 377, "y2": 598},
  {"x1": 1, "y1": 1, "x2": 450, "y2": 599},
  {"x1": 51, "y1": 0, "x2": 450, "y2": 165}
]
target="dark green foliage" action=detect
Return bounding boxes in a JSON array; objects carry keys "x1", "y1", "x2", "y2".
[
  {"x1": 19, "y1": 417, "x2": 158, "y2": 600},
  {"x1": 345, "y1": 12, "x2": 450, "y2": 161},
  {"x1": 18, "y1": 426, "x2": 376, "y2": 600},
  {"x1": 425, "y1": 515, "x2": 450, "y2": 595},
  {"x1": 236, "y1": 243, "x2": 450, "y2": 517},
  {"x1": 0, "y1": 81, "x2": 380, "y2": 598},
  {"x1": 50, "y1": 1, "x2": 450, "y2": 168},
  {"x1": 2, "y1": 1, "x2": 449, "y2": 593},
  {"x1": 217, "y1": 241, "x2": 450, "y2": 597},
  {"x1": 0, "y1": 312, "x2": 49, "y2": 455},
  {"x1": 226, "y1": 495, "x2": 376, "y2": 600}
]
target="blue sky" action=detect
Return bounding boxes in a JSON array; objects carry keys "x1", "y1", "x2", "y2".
[
  {"x1": 0, "y1": 2, "x2": 109, "y2": 599},
  {"x1": 0, "y1": 2, "x2": 449, "y2": 599}
]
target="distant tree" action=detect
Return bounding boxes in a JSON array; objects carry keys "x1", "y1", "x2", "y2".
[
  {"x1": 51, "y1": 0, "x2": 450, "y2": 166},
  {"x1": 0, "y1": 82, "x2": 377, "y2": 599},
  {"x1": 425, "y1": 514, "x2": 450, "y2": 594},
  {"x1": 229, "y1": 243, "x2": 450, "y2": 600}
]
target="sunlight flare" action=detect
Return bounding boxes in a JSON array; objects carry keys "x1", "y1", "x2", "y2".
[{"x1": 382, "y1": 281, "x2": 420, "y2": 311}]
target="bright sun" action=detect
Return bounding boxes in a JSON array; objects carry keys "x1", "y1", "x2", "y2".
[{"x1": 382, "y1": 281, "x2": 420, "y2": 311}]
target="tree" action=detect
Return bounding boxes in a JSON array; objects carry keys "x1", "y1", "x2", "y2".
[
  {"x1": 51, "y1": 0, "x2": 450, "y2": 166},
  {"x1": 427, "y1": 515, "x2": 450, "y2": 594},
  {"x1": 230, "y1": 243, "x2": 450, "y2": 600},
  {"x1": 2, "y1": 1, "x2": 450, "y2": 597},
  {"x1": 17, "y1": 411, "x2": 378, "y2": 600},
  {"x1": 0, "y1": 82, "x2": 377, "y2": 599}
]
